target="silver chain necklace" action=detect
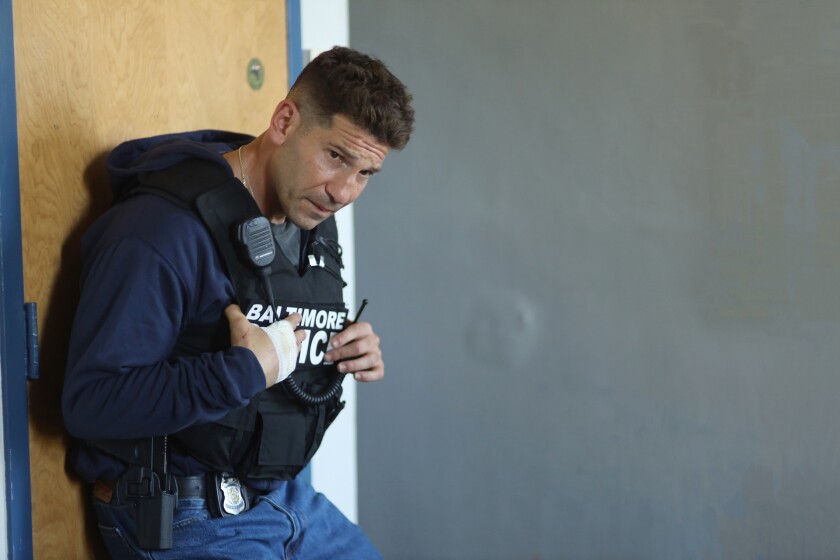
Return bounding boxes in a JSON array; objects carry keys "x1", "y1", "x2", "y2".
[{"x1": 238, "y1": 145, "x2": 255, "y2": 198}]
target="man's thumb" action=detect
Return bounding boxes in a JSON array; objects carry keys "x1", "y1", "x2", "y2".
[{"x1": 225, "y1": 304, "x2": 244, "y2": 322}]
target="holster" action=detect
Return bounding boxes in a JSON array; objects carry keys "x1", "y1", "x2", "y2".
[
  {"x1": 129, "y1": 469, "x2": 176, "y2": 549},
  {"x1": 104, "y1": 437, "x2": 176, "y2": 550}
]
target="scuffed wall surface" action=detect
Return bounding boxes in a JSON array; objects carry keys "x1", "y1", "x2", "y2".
[{"x1": 350, "y1": 2, "x2": 840, "y2": 558}]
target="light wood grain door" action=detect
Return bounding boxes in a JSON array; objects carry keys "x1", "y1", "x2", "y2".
[{"x1": 13, "y1": 1, "x2": 288, "y2": 557}]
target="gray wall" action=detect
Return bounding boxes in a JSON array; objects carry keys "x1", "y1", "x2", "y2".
[{"x1": 349, "y1": 2, "x2": 840, "y2": 558}]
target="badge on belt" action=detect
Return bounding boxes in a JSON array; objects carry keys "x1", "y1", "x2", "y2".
[{"x1": 208, "y1": 472, "x2": 250, "y2": 517}]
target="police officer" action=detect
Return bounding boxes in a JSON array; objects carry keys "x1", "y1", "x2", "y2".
[{"x1": 62, "y1": 46, "x2": 414, "y2": 558}]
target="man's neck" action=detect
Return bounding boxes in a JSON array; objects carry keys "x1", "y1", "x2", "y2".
[{"x1": 223, "y1": 134, "x2": 287, "y2": 224}]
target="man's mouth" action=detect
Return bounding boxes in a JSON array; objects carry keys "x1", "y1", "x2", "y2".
[{"x1": 309, "y1": 199, "x2": 334, "y2": 215}]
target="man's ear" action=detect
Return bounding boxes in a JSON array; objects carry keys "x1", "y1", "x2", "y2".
[{"x1": 268, "y1": 99, "x2": 300, "y2": 144}]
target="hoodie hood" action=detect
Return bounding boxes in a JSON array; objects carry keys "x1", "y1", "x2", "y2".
[{"x1": 107, "y1": 130, "x2": 254, "y2": 200}]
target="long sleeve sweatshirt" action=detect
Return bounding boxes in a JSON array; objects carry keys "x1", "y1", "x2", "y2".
[{"x1": 62, "y1": 131, "x2": 265, "y2": 481}]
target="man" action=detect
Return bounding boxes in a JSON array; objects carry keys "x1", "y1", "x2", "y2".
[{"x1": 62, "y1": 46, "x2": 414, "y2": 558}]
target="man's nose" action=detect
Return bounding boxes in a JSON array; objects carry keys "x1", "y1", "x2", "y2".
[{"x1": 326, "y1": 175, "x2": 358, "y2": 205}]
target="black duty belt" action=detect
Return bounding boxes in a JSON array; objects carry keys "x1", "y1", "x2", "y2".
[
  {"x1": 173, "y1": 475, "x2": 207, "y2": 498},
  {"x1": 95, "y1": 474, "x2": 262, "y2": 518}
]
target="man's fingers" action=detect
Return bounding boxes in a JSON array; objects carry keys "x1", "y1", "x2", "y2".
[
  {"x1": 283, "y1": 312, "x2": 302, "y2": 329},
  {"x1": 282, "y1": 313, "x2": 304, "y2": 351},
  {"x1": 328, "y1": 321, "x2": 373, "y2": 350},
  {"x1": 352, "y1": 365, "x2": 385, "y2": 382},
  {"x1": 326, "y1": 337, "x2": 380, "y2": 365},
  {"x1": 322, "y1": 320, "x2": 384, "y2": 382},
  {"x1": 337, "y1": 354, "x2": 379, "y2": 374}
]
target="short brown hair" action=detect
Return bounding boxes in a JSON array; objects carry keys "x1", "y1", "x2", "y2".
[{"x1": 288, "y1": 46, "x2": 415, "y2": 150}]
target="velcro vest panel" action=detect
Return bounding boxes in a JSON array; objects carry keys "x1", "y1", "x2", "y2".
[{"x1": 94, "y1": 158, "x2": 347, "y2": 481}]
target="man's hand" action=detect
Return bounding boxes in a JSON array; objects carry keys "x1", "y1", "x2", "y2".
[
  {"x1": 226, "y1": 305, "x2": 305, "y2": 387},
  {"x1": 325, "y1": 321, "x2": 384, "y2": 382}
]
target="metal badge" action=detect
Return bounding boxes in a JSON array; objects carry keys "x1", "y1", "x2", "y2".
[{"x1": 220, "y1": 473, "x2": 246, "y2": 515}]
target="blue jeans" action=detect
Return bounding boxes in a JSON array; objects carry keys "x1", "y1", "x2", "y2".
[{"x1": 93, "y1": 478, "x2": 382, "y2": 559}]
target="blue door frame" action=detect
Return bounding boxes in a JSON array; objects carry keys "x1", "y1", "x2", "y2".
[
  {"x1": 0, "y1": 1, "x2": 301, "y2": 555},
  {"x1": 0, "y1": 0, "x2": 34, "y2": 556}
]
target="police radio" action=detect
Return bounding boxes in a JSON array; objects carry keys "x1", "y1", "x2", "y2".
[
  {"x1": 236, "y1": 216, "x2": 276, "y2": 305},
  {"x1": 236, "y1": 216, "x2": 346, "y2": 405}
]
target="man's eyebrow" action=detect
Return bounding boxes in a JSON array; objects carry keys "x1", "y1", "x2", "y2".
[
  {"x1": 330, "y1": 144, "x2": 382, "y2": 173},
  {"x1": 330, "y1": 143, "x2": 360, "y2": 160}
]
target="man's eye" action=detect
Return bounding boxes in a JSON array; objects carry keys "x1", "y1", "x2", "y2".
[{"x1": 328, "y1": 150, "x2": 340, "y2": 160}]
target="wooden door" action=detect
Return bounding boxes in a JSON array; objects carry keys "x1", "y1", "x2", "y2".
[{"x1": 13, "y1": 1, "x2": 288, "y2": 556}]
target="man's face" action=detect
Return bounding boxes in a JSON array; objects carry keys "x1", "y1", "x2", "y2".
[{"x1": 269, "y1": 113, "x2": 389, "y2": 230}]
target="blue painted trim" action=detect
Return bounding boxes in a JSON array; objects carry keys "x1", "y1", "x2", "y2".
[
  {"x1": 0, "y1": 0, "x2": 34, "y2": 557},
  {"x1": 286, "y1": 0, "x2": 303, "y2": 83}
]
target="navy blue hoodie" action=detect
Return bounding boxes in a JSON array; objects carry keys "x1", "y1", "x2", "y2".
[{"x1": 63, "y1": 131, "x2": 268, "y2": 481}]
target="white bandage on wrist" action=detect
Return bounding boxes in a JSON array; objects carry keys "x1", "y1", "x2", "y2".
[{"x1": 260, "y1": 320, "x2": 298, "y2": 384}]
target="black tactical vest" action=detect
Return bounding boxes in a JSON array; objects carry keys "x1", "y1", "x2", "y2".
[{"x1": 94, "y1": 158, "x2": 347, "y2": 481}]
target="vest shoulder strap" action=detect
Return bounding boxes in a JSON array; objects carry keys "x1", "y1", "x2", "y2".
[
  {"x1": 133, "y1": 158, "x2": 250, "y2": 210},
  {"x1": 134, "y1": 159, "x2": 260, "y2": 281}
]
